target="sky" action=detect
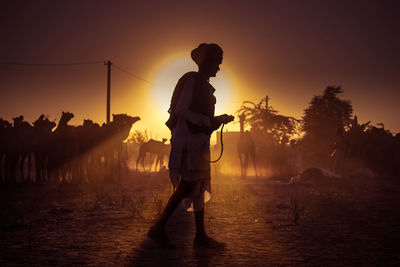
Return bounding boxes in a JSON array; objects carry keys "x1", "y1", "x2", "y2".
[{"x1": 1, "y1": 0, "x2": 399, "y2": 139}]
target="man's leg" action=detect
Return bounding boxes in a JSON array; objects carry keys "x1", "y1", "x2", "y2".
[
  {"x1": 193, "y1": 206, "x2": 225, "y2": 249},
  {"x1": 194, "y1": 209, "x2": 206, "y2": 238},
  {"x1": 148, "y1": 180, "x2": 195, "y2": 246},
  {"x1": 153, "y1": 181, "x2": 192, "y2": 228}
]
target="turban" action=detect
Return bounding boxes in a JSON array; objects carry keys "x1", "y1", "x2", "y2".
[{"x1": 191, "y1": 43, "x2": 223, "y2": 67}]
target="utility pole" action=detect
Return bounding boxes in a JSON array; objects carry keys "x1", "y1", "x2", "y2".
[{"x1": 105, "y1": 61, "x2": 112, "y2": 124}]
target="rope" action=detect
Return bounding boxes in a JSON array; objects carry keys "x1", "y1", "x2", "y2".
[{"x1": 209, "y1": 123, "x2": 225, "y2": 163}]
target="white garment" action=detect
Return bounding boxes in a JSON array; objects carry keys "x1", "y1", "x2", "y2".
[{"x1": 168, "y1": 74, "x2": 215, "y2": 211}]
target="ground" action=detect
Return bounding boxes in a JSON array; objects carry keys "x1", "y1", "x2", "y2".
[{"x1": 0, "y1": 172, "x2": 399, "y2": 266}]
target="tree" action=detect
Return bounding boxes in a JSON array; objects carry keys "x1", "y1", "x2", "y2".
[
  {"x1": 237, "y1": 96, "x2": 300, "y2": 144},
  {"x1": 303, "y1": 86, "x2": 353, "y2": 137},
  {"x1": 302, "y1": 86, "x2": 353, "y2": 167}
]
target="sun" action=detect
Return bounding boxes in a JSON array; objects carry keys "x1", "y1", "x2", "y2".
[{"x1": 151, "y1": 56, "x2": 234, "y2": 116}]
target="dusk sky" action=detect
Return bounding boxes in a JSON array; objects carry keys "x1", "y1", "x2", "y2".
[{"x1": 1, "y1": 0, "x2": 399, "y2": 138}]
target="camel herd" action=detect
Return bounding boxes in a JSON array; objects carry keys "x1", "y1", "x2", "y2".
[
  {"x1": 5, "y1": 110, "x2": 390, "y2": 185},
  {"x1": 0, "y1": 112, "x2": 140, "y2": 184}
]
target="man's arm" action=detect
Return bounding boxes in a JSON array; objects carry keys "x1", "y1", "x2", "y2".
[{"x1": 174, "y1": 76, "x2": 212, "y2": 128}]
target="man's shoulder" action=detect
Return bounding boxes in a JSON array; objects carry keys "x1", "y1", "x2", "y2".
[
  {"x1": 180, "y1": 71, "x2": 199, "y2": 81},
  {"x1": 174, "y1": 72, "x2": 199, "y2": 89}
]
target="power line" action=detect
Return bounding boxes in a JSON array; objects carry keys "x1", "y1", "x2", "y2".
[
  {"x1": 0, "y1": 59, "x2": 159, "y2": 124},
  {"x1": 112, "y1": 63, "x2": 155, "y2": 85},
  {"x1": 0, "y1": 60, "x2": 162, "y2": 86},
  {"x1": 0, "y1": 61, "x2": 104, "y2": 66}
]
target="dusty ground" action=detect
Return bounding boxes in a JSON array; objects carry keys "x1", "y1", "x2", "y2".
[{"x1": 0, "y1": 172, "x2": 399, "y2": 266}]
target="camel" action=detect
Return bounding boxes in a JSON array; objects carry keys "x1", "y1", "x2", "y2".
[
  {"x1": 32, "y1": 115, "x2": 56, "y2": 183},
  {"x1": 287, "y1": 139, "x2": 303, "y2": 176},
  {"x1": 11, "y1": 116, "x2": 34, "y2": 183},
  {"x1": 330, "y1": 128, "x2": 349, "y2": 175},
  {"x1": 136, "y1": 138, "x2": 170, "y2": 172},
  {"x1": 75, "y1": 119, "x2": 102, "y2": 182},
  {"x1": 0, "y1": 112, "x2": 141, "y2": 185},
  {"x1": 48, "y1": 111, "x2": 77, "y2": 183},
  {"x1": 0, "y1": 118, "x2": 12, "y2": 184},
  {"x1": 237, "y1": 113, "x2": 257, "y2": 178},
  {"x1": 102, "y1": 114, "x2": 140, "y2": 181},
  {"x1": 211, "y1": 143, "x2": 222, "y2": 177},
  {"x1": 271, "y1": 135, "x2": 289, "y2": 177}
]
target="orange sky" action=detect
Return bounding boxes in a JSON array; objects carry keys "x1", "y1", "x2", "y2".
[{"x1": 1, "y1": 1, "x2": 399, "y2": 137}]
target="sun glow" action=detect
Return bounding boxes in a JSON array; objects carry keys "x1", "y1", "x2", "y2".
[
  {"x1": 131, "y1": 53, "x2": 241, "y2": 141},
  {"x1": 151, "y1": 56, "x2": 235, "y2": 117}
]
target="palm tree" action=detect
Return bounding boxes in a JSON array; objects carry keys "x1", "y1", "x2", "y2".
[{"x1": 237, "y1": 96, "x2": 300, "y2": 144}]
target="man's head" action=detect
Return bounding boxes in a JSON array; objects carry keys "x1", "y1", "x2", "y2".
[{"x1": 191, "y1": 43, "x2": 223, "y2": 78}]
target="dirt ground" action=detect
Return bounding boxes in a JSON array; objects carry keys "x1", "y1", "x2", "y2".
[{"x1": 0, "y1": 172, "x2": 399, "y2": 266}]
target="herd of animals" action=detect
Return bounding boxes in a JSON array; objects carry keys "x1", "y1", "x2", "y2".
[
  {"x1": 0, "y1": 110, "x2": 260, "y2": 185},
  {"x1": 0, "y1": 112, "x2": 140, "y2": 184},
  {"x1": 0, "y1": 108, "x2": 299, "y2": 186},
  {"x1": 2, "y1": 110, "x2": 398, "y2": 185}
]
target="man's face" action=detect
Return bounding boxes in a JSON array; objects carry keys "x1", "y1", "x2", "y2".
[
  {"x1": 202, "y1": 56, "x2": 222, "y2": 78},
  {"x1": 209, "y1": 62, "x2": 221, "y2": 77}
]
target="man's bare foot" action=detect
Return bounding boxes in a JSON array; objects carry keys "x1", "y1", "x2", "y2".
[
  {"x1": 148, "y1": 226, "x2": 177, "y2": 249},
  {"x1": 193, "y1": 235, "x2": 226, "y2": 249}
]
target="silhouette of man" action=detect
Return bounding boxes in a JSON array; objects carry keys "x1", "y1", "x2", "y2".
[
  {"x1": 331, "y1": 128, "x2": 348, "y2": 175},
  {"x1": 148, "y1": 43, "x2": 234, "y2": 249}
]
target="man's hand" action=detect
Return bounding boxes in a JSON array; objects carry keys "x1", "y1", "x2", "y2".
[{"x1": 215, "y1": 114, "x2": 234, "y2": 124}]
